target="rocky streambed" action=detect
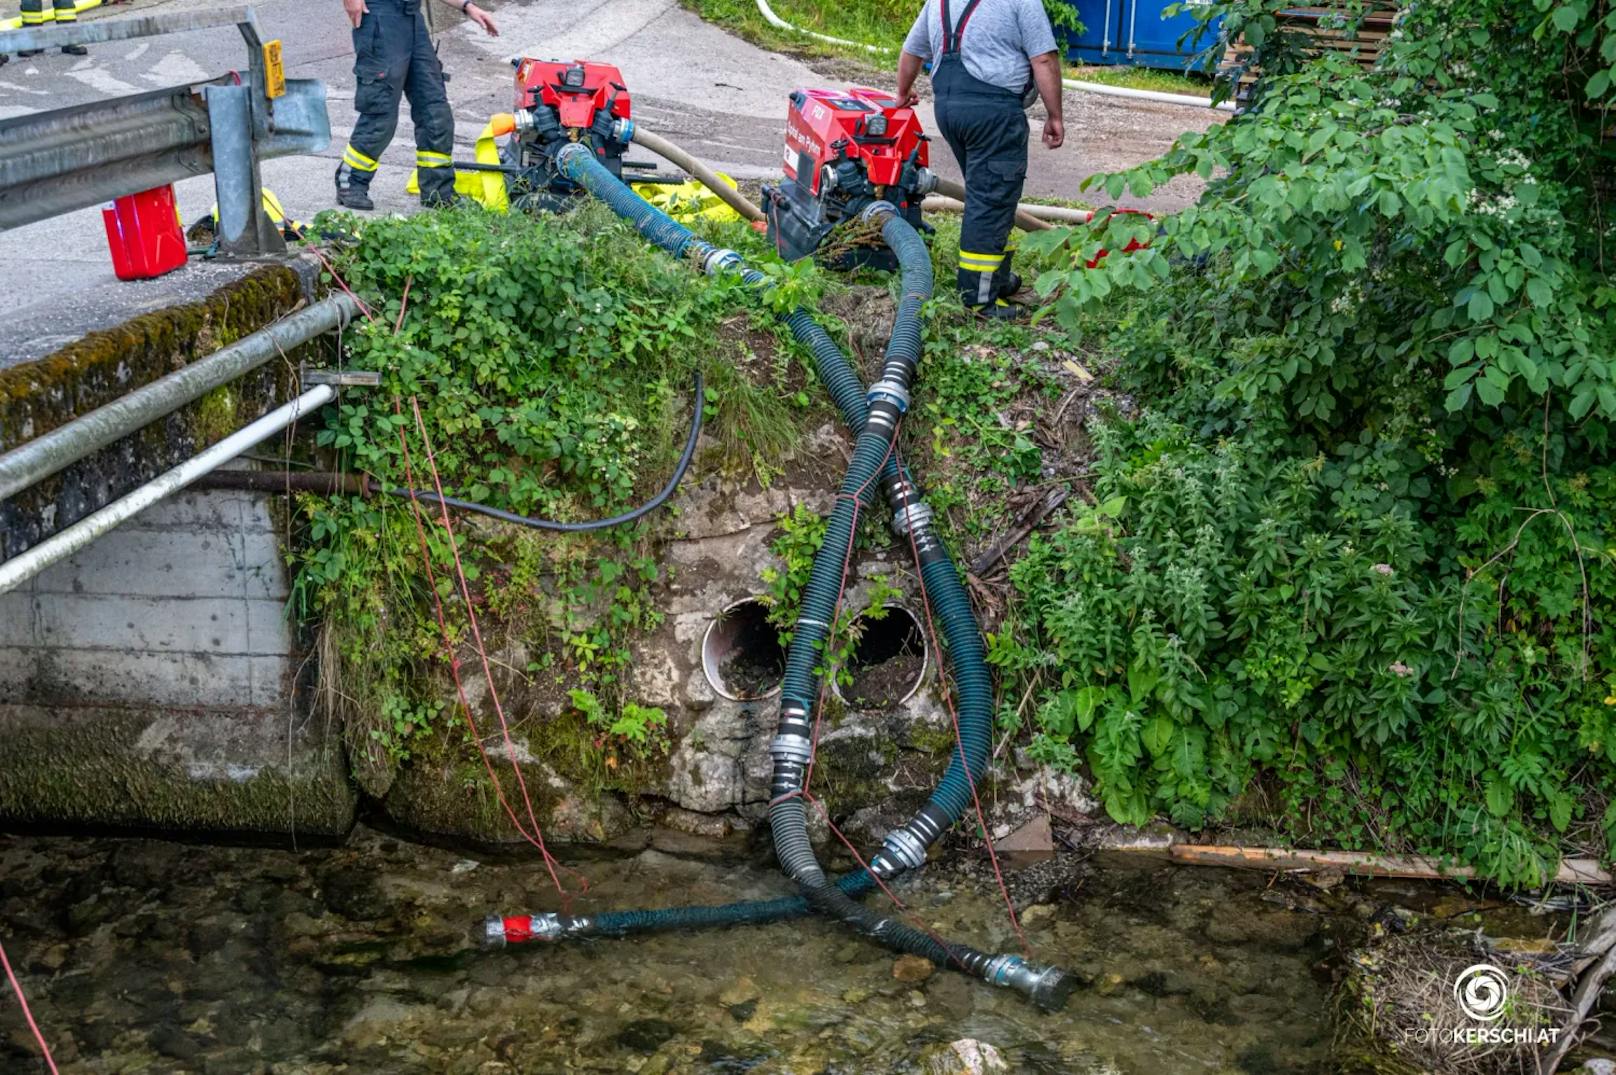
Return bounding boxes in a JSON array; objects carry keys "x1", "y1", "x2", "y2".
[
  {"x1": 0, "y1": 825, "x2": 1360, "y2": 1074},
  {"x1": 8, "y1": 823, "x2": 1611, "y2": 1074}
]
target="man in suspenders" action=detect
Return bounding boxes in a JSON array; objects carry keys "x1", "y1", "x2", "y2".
[{"x1": 898, "y1": 0, "x2": 1064, "y2": 319}]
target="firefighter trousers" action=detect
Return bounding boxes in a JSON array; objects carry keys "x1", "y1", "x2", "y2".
[
  {"x1": 343, "y1": 0, "x2": 456, "y2": 204},
  {"x1": 934, "y1": 81, "x2": 1029, "y2": 307}
]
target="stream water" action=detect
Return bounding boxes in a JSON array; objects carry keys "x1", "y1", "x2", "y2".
[{"x1": 0, "y1": 826, "x2": 1349, "y2": 1074}]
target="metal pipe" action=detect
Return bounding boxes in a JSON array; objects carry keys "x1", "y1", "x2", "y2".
[
  {"x1": 191, "y1": 469, "x2": 372, "y2": 497},
  {"x1": 0, "y1": 386, "x2": 335, "y2": 596},
  {"x1": 0, "y1": 294, "x2": 358, "y2": 503}
]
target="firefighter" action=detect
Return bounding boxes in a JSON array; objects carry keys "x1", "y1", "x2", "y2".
[
  {"x1": 335, "y1": 0, "x2": 499, "y2": 211},
  {"x1": 14, "y1": 0, "x2": 90, "y2": 57},
  {"x1": 896, "y1": 0, "x2": 1065, "y2": 319}
]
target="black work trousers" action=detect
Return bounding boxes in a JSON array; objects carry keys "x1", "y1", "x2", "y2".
[
  {"x1": 347, "y1": 0, "x2": 456, "y2": 203},
  {"x1": 935, "y1": 85, "x2": 1029, "y2": 306}
]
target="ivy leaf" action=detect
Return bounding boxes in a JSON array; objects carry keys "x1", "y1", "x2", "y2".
[
  {"x1": 1552, "y1": 4, "x2": 1581, "y2": 32},
  {"x1": 1468, "y1": 290, "x2": 1496, "y2": 322}
]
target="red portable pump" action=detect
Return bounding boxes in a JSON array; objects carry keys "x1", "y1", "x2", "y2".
[
  {"x1": 500, "y1": 59, "x2": 637, "y2": 210},
  {"x1": 766, "y1": 86, "x2": 937, "y2": 270}
]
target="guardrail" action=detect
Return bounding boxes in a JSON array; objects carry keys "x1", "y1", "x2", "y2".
[{"x1": 0, "y1": 5, "x2": 330, "y2": 254}]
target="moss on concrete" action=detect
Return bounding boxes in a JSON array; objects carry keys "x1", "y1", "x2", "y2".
[
  {"x1": 0, "y1": 704, "x2": 355, "y2": 837},
  {"x1": 380, "y1": 710, "x2": 668, "y2": 844},
  {"x1": 0, "y1": 265, "x2": 309, "y2": 559}
]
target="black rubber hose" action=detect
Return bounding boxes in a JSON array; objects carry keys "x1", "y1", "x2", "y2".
[{"x1": 373, "y1": 372, "x2": 703, "y2": 533}]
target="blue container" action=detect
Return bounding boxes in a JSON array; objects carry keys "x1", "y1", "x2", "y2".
[{"x1": 1061, "y1": 0, "x2": 1222, "y2": 70}]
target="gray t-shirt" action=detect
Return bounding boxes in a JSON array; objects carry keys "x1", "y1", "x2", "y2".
[{"x1": 902, "y1": 0, "x2": 1060, "y2": 96}]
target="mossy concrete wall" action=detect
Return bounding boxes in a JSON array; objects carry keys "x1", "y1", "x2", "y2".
[
  {"x1": 0, "y1": 259, "x2": 352, "y2": 838},
  {"x1": 376, "y1": 456, "x2": 967, "y2": 848},
  {"x1": 0, "y1": 487, "x2": 354, "y2": 837},
  {"x1": 0, "y1": 258, "x2": 319, "y2": 560}
]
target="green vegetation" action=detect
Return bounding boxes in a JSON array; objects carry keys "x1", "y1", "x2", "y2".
[
  {"x1": 294, "y1": 204, "x2": 814, "y2": 779},
  {"x1": 999, "y1": 0, "x2": 1616, "y2": 884},
  {"x1": 680, "y1": 0, "x2": 1078, "y2": 65}
]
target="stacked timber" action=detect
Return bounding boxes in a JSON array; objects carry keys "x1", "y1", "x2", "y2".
[{"x1": 1220, "y1": 7, "x2": 1401, "y2": 104}]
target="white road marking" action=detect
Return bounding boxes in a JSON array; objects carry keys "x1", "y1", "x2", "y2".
[
  {"x1": 0, "y1": 79, "x2": 51, "y2": 96},
  {"x1": 63, "y1": 67, "x2": 142, "y2": 96},
  {"x1": 142, "y1": 50, "x2": 211, "y2": 87},
  {"x1": 124, "y1": 43, "x2": 149, "y2": 62}
]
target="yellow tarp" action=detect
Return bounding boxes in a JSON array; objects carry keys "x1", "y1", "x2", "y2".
[
  {"x1": 406, "y1": 118, "x2": 509, "y2": 211},
  {"x1": 631, "y1": 173, "x2": 742, "y2": 223}
]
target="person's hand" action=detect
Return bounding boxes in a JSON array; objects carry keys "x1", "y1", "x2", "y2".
[
  {"x1": 466, "y1": 2, "x2": 499, "y2": 36},
  {"x1": 343, "y1": 0, "x2": 368, "y2": 29},
  {"x1": 1043, "y1": 115, "x2": 1064, "y2": 149},
  {"x1": 898, "y1": 89, "x2": 920, "y2": 107}
]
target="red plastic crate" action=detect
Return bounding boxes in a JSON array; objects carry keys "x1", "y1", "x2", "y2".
[{"x1": 102, "y1": 185, "x2": 187, "y2": 281}]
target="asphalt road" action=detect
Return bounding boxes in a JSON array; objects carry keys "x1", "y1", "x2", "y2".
[{"x1": 0, "y1": 0, "x2": 1222, "y2": 364}]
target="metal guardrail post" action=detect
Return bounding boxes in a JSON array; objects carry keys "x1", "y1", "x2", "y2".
[
  {"x1": 208, "y1": 83, "x2": 285, "y2": 255},
  {"x1": 0, "y1": 6, "x2": 329, "y2": 244}
]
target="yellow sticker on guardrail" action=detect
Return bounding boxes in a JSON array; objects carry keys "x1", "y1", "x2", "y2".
[{"x1": 263, "y1": 40, "x2": 286, "y2": 100}]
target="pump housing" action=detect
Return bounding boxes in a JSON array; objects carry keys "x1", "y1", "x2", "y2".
[{"x1": 765, "y1": 87, "x2": 935, "y2": 270}]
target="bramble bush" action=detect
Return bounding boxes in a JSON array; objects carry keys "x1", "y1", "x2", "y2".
[{"x1": 1006, "y1": 0, "x2": 1616, "y2": 881}]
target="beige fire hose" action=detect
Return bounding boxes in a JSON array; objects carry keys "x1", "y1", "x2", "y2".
[
  {"x1": 930, "y1": 176, "x2": 1053, "y2": 232},
  {"x1": 629, "y1": 127, "x2": 767, "y2": 224}
]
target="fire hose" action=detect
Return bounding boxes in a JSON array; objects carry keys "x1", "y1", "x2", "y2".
[{"x1": 483, "y1": 140, "x2": 1074, "y2": 1010}]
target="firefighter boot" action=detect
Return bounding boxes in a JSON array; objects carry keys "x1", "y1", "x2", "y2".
[
  {"x1": 994, "y1": 251, "x2": 1023, "y2": 300},
  {"x1": 958, "y1": 264, "x2": 1025, "y2": 321},
  {"x1": 334, "y1": 163, "x2": 375, "y2": 211}
]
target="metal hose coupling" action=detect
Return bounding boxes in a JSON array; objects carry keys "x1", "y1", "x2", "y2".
[
  {"x1": 878, "y1": 826, "x2": 928, "y2": 872},
  {"x1": 984, "y1": 954, "x2": 1078, "y2": 1011},
  {"x1": 866, "y1": 376, "x2": 910, "y2": 414},
  {"x1": 702, "y1": 248, "x2": 743, "y2": 277},
  {"x1": 482, "y1": 912, "x2": 565, "y2": 947},
  {"x1": 859, "y1": 200, "x2": 900, "y2": 222}
]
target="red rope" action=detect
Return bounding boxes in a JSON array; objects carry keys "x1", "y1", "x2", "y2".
[
  {"x1": 304, "y1": 243, "x2": 377, "y2": 323},
  {"x1": 392, "y1": 398, "x2": 584, "y2": 901},
  {"x1": 0, "y1": 936, "x2": 58, "y2": 1075},
  {"x1": 894, "y1": 439, "x2": 1029, "y2": 956}
]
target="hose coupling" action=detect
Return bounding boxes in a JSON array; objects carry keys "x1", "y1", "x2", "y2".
[
  {"x1": 983, "y1": 954, "x2": 1078, "y2": 1011},
  {"x1": 702, "y1": 248, "x2": 743, "y2": 277},
  {"x1": 859, "y1": 199, "x2": 900, "y2": 222},
  {"x1": 891, "y1": 500, "x2": 933, "y2": 537},
  {"x1": 911, "y1": 167, "x2": 939, "y2": 196},
  {"x1": 866, "y1": 377, "x2": 910, "y2": 414},
  {"x1": 483, "y1": 912, "x2": 565, "y2": 946},
  {"x1": 770, "y1": 734, "x2": 814, "y2": 764},
  {"x1": 879, "y1": 826, "x2": 928, "y2": 872},
  {"x1": 612, "y1": 118, "x2": 636, "y2": 144},
  {"x1": 555, "y1": 142, "x2": 589, "y2": 172}
]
